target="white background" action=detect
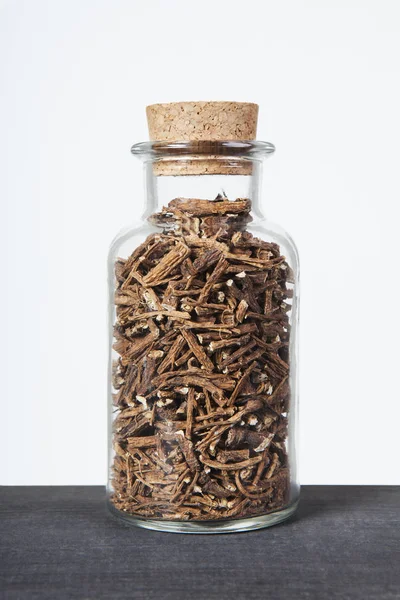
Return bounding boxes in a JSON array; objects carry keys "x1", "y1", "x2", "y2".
[{"x1": 1, "y1": 0, "x2": 399, "y2": 485}]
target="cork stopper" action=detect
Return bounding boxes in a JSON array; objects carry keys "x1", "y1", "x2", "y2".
[{"x1": 146, "y1": 101, "x2": 258, "y2": 176}]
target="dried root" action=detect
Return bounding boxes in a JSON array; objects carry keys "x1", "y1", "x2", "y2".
[{"x1": 110, "y1": 195, "x2": 293, "y2": 521}]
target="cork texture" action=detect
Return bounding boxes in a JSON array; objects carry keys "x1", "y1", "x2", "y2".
[{"x1": 146, "y1": 102, "x2": 258, "y2": 175}]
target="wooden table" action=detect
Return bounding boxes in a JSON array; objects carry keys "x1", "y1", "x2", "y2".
[{"x1": 1, "y1": 486, "x2": 399, "y2": 599}]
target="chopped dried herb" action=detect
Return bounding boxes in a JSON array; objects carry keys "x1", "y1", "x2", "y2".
[{"x1": 110, "y1": 195, "x2": 292, "y2": 521}]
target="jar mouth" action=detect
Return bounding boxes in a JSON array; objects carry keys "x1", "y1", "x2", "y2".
[{"x1": 131, "y1": 140, "x2": 275, "y2": 160}]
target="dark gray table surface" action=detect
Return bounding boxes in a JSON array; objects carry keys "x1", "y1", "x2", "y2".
[{"x1": 0, "y1": 486, "x2": 399, "y2": 600}]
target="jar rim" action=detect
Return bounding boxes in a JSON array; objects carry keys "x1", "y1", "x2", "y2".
[{"x1": 130, "y1": 140, "x2": 275, "y2": 160}]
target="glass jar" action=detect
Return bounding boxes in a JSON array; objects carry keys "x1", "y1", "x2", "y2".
[{"x1": 107, "y1": 103, "x2": 300, "y2": 533}]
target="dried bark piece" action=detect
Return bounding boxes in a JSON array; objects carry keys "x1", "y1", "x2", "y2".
[
  {"x1": 198, "y1": 254, "x2": 229, "y2": 303},
  {"x1": 176, "y1": 432, "x2": 201, "y2": 473},
  {"x1": 234, "y1": 471, "x2": 274, "y2": 500},
  {"x1": 127, "y1": 310, "x2": 191, "y2": 322},
  {"x1": 185, "y1": 388, "x2": 195, "y2": 439},
  {"x1": 226, "y1": 427, "x2": 275, "y2": 453},
  {"x1": 116, "y1": 410, "x2": 153, "y2": 440},
  {"x1": 142, "y1": 242, "x2": 190, "y2": 286},
  {"x1": 127, "y1": 436, "x2": 158, "y2": 449},
  {"x1": 219, "y1": 340, "x2": 257, "y2": 369},
  {"x1": 192, "y1": 248, "x2": 222, "y2": 273},
  {"x1": 169, "y1": 197, "x2": 251, "y2": 216},
  {"x1": 236, "y1": 299, "x2": 249, "y2": 323},
  {"x1": 216, "y1": 449, "x2": 250, "y2": 463},
  {"x1": 208, "y1": 333, "x2": 251, "y2": 352},
  {"x1": 181, "y1": 329, "x2": 214, "y2": 372},
  {"x1": 157, "y1": 335, "x2": 186, "y2": 374},
  {"x1": 199, "y1": 455, "x2": 263, "y2": 471},
  {"x1": 228, "y1": 361, "x2": 258, "y2": 406},
  {"x1": 201, "y1": 478, "x2": 233, "y2": 499}
]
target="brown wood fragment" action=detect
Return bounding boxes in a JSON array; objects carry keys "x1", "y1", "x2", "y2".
[
  {"x1": 199, "y1": 455, "x2": 262, "y2": 471},
  {"x1": 157, "y1": 335, "x2": 186, "y2": 374},
  {"x1": 181, "y1": 329, "x2": 214, "y2": 371},
  {"x1": 169, "y1": 197, "x2": 251, "y2": 216},
  {"x1": 185, "y1": 388, "x2": 195, "y2": 439},
  {"x1": 192, "y1": 248, "x2": 222, "y2": 273},
  {"x1": 234, "y1": 471, "x2": 274, "y2": 500},
  {"x1": 127, "y1": 436, "x2": 158, "y2": 449},
  {"x1": 216, "y1": 449, "x2": 250, "y2": 463},
  {"x1": 226, "y1": 427, "x2": 274, "y2": 452},
  {"x1": 236, "y1": 299, "x2": 249, "y2": 323},
  {"x1": 176, "y1": 433, "x2": 201, "y2": 473},
  {"x1": 228, "y1": 361, "x2": 258, "y2": 406},
  {"x1": 127, "y1": 310, "x2": 191, "y2": 322},
  {"x1": 142, "y1": 242, "x2": 190, "y2": 286},
  {"x1": 219, "y1": 340, "x2": 257, "y2": 369}
]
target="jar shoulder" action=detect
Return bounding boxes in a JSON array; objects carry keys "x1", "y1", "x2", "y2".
[
  {"x1": 108, "y1": 218, "x2": 299, "y2": 277},
  {"x1": 108, "y1": 222, "x2": 155, "y2": 262},
  {"x1": 248, "y1": 219, "x2": 300, "y2": 274}
]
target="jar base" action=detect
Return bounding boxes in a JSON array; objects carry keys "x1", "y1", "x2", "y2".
[{"x1": 107, "y1": 499, "x2": 299, "y2": 534}]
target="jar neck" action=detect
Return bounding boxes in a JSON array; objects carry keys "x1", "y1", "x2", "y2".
[{"x1": 142, "y1": 160, "x2": 264, "y2": 222}]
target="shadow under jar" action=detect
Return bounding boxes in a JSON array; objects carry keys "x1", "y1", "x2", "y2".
[{"x1": 107, "y1": 104, "x2": 299, "y2": 533}]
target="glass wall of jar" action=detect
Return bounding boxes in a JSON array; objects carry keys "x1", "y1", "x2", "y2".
[{"x1": 107, "y1": 137, "x2": 300, "y2": 533}]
